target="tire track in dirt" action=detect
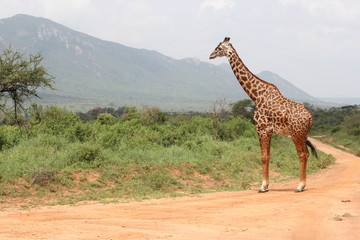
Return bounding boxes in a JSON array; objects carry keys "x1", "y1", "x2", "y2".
[{"x1": 1, "y1": 138, "x2": 359, "y2": 240}]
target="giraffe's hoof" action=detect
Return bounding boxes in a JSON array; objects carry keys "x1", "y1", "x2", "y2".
[
  {"x1": 294, "y1": 189, "x2": 304, "y2": 193},
  {"x1": 258, "y1": 189, "x2": 269, "y2": 193}
]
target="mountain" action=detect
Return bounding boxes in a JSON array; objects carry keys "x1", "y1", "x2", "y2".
[
  {"x1": 256, "y1": 71, "x2": 318, "y2": 102},
  {"x1": 0, "y1": 14, "x2": 319, "y2": 111},
  {"x1": 215, "y1": 67, "x2": 318, "y2": 103},
  {"x1": 319, "y1": 98, "x2": 360, "y2": 105}
]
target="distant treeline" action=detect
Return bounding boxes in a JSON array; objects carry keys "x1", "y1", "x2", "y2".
[
  {"x1": 75, "y1": 99, "x2": 255, "y2": 122},
  {"x1": 76, "y1": 102, "x2": 360, "y2": 135},
  {"x1": 304, "y1": 104, "x2": 360, "y2": 134}
]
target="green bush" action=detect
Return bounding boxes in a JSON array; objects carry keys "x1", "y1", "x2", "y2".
[
  {"x1": 31, "y1": 106, "x2": 81, "y2": 136},
  {"x1": 122, "y1": 106, "x2": 142, "y2": 120},
  {"x1": 69, "y1": 142, "x2": 103, "y2": 164},
  {"x1": 142, "y1": 170, "x2": 180, "y2": 192},
  {"x1": 218, "y1": 117, "x2": 255, "y2": 140},
  {"x1": 155, "y1": 125, "x2": 184, "y2": 147},
  {"x1": 184, "y1": 116, "x2": 213, "y2": 135},
  {"x1": 98, "y1": 129, "x2": 122, "y2": 149},
  {"x1": 0, "y1": 125, "x2": 21, "y2": 150},
  {"x1": 64, "y1": 123, "x2": 94, "y2": 142},
  {"x1": 97, "y1": 113, "x2": 116, "y2": 125}
]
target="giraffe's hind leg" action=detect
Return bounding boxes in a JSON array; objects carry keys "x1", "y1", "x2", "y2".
[{"x1": 292, "y1": 136, "x2": 310, "y2": 192}]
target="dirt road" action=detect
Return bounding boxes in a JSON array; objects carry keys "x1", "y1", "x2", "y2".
[{"x1": 1, "y1": 138, "x2": 359, "y2": 240}]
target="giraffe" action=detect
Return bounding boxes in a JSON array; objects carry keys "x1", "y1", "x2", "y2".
[{"x1": 209, "y1": 37, "x2": 318, "y2": 193}]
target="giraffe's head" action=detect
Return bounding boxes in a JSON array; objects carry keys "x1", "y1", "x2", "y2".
[{"x1": 209, "y1": 37, "x2": 232, "y2": 59}]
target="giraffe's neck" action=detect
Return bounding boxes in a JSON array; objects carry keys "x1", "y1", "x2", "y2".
[{"x1": 226, "y1": 47, "x2": 274, "y2": 102}]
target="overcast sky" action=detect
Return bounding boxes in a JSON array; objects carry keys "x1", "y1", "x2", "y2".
[{"x1": 1, "y1": 0, "x2": 359, "y2": 98}]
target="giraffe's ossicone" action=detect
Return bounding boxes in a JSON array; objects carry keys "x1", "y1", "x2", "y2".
[{"x1": 210, "y1": 37, "x2": 318, "y2": 193}]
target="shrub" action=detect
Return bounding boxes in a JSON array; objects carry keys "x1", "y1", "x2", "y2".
[
  {"x1": 98, "y1": 130, "x2": 122, "y2": 149},
  {"x1": 152, "y1": 116, "x2": 213, "y2": 147},
  {"x1": 97, "y1": 113, "x2": 116, "y2": 125},
  {"x1": 182, "y1": 116, "x2": 213, "y2": 136},
  {"x1": 0, "y1": 125, "x2": 21, "y2": 150},
  {"x1": 156, "y1": 124, "x2": 185, "y2": 147},
  {"x1": 31, "y1": 106, "x2": 81, "y2": 136},
  {"x1": 218, "y1": 117, "x2": 255, "y2": 140},
  {"x1": 122, "y1": 106, "x2": 142, "y2": 120},
  {"x1": 65, "y1": 123, "x2": 94, "y2": 142},
  {"x1": 31, "y1": 169, "x2": 56, "y2": 186},
  {"x1": 69, "y1": 143, "x2": 103, "y2": 164},
  {"x1": 141, "y1": 106, "x2": 166, "y2": 125},
  {"x1": 142, "y1": 170, "x2": 180, "y2": 191}
]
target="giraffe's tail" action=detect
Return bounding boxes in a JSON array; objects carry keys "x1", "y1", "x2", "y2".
[{"x1": 305, "y1": 139, "x2": 318, "y2": 159}]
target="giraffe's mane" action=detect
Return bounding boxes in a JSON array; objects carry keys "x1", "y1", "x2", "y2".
[{"x1": 229, "y1": 44, "x2": 279, "y2": 90}]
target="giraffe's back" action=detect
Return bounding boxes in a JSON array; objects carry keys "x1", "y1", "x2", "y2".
[{"x1": 254, "y1": 91, "x2": 313, "y2": 138}]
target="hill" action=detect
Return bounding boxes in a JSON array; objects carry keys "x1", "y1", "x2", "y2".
[
  {"x1": 0, "y1": 14, "x2": 320, "y2": 111},
  {"x1": 256, "y1": 71, "x2": 318, "y2": 102}
]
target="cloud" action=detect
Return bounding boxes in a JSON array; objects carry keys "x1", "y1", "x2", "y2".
[
  {"x1": 279, "y1": 0, "x2": 360, "y2": 23},
  {"x1": 201, "y1": 0, "x2": 235, "y2": 10},
  {"x1": 278, "y1": 0, "x2": 360, "y2": 47},
  {"x1": 198, "y1": 0, "x2": 236, "y2": 16}
]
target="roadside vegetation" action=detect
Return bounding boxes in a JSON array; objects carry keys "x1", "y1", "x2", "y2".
[
  {"x1": 308, "y1": 104, "x2": 360, "y2": 156},
  {"x1": 0, "y1": 102, "x2": 334, "y2": 207}
]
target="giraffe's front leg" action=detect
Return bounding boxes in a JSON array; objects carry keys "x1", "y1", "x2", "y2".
[{"x1": 258, "y1": 132, "x2": 272, "y2": 193}]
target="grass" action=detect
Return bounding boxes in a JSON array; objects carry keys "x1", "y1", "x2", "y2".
[
  {"x1": 312, "y1": 130, "x2": 360, "y2": 157},
  {"x1": 0, "y1": 108, "x2": 335, "y2": 207}
]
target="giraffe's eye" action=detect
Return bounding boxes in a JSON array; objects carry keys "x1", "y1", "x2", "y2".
[{"x1": 218, "y1": 47, "x2": 222, "y2": 50}]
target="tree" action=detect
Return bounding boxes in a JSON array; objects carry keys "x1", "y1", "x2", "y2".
[
  {"x1": 231, "y1": 99, "x2": 255, "y2": 120},
  {"x1": 0, "y1": 47, "x2": 54, "y2": 123}
]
